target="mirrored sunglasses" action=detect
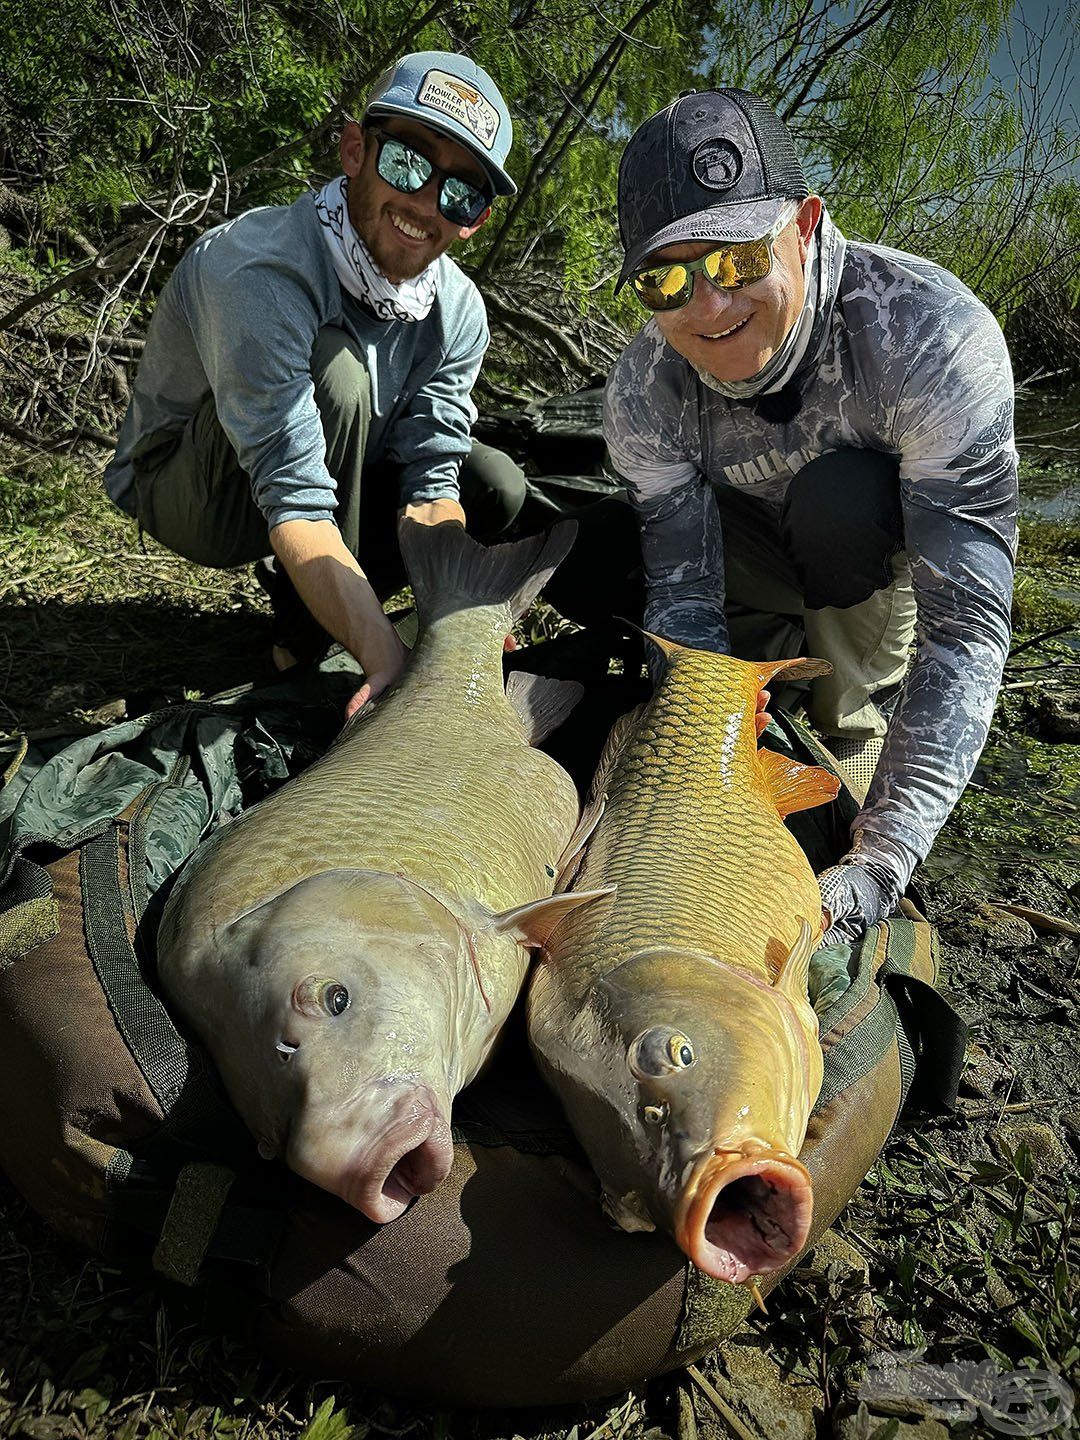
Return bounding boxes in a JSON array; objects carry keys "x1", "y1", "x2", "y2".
[
  {"x1": 370, "y1": 128, "x2": 492, "y2": 228},
  {"x1": 631, "y1": 202, "x2": 799, "y2": 312}
]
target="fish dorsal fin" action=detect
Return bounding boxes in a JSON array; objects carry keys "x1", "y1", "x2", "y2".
[
  {"x1": 554, "y1": 703, "x2": 644, "y2": 889},
  {"x1": 758, "y1": 748, "x2": 840, "y2": 818},
  {"x1": 639, "y1": 628, "x2": 685, "y2": 666},
  {"x1": 753, "y1": 655, "x2": 833, "y2": 686},
  {"x1": 776, "y1": 919, "x2": 815, "y2": 1003},
  {"x1": 554, "y1": 795, "x2": 606, "y2": 891},
  {"x1": 505, "y1": 671, "x2": 584, "y2": 745},
  {"x1": 591, "y1": 703, "x2": 645, "y2": 799},
  {"x1": 486, "y1": 888, "x2": 615, "y2": 949}
]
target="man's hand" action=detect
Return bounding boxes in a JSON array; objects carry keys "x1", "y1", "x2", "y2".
[
  {"x1": 344, "y1": 622, "x2": 409, "y2": 718},
  {"x1": 402, "y1": 496, "x2": 467, "y2": 528},
  {"x1": 269, "y1": 518, "x2": 408, "y2": 716},
  {"x1": 817, "y1": 856, "x2": 901, "y2": 946}
]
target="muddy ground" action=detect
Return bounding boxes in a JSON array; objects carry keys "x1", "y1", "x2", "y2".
[{"x1": 0, "y1": 391, "x2": 1078, "y2": 1440}]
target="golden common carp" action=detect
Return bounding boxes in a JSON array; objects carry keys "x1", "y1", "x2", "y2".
[
  {"x1": 158, "y1": 520, "x2": 608, "y2": 1224},
  {"x1": 528, "y1": 638, "x2": 839, "y2": 1285}
]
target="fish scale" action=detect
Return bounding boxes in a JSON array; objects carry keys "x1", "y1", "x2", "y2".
[
  {"x1": 561, "y1": 648, "x2": 820, "y2": 981},
  {"x1": 184, "y1": 608, "x2": 577, "y2": 932}
]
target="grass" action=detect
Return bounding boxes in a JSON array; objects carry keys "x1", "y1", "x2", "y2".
[{"x1": 2, "y1": 427, "x2": 1080, "y2": 1438}]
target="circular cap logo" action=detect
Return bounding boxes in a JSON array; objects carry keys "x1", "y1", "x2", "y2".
[{"x1": 692, "y1": 138, "x2": 743, "y2": 192}]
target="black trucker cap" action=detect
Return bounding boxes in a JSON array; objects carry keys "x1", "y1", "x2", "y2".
[{"x1": 615, "y1": 89, "x2": 809, "y2": 290}]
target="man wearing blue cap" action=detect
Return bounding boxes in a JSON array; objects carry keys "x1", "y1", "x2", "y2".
[
  {"x1": 601, "y1": 89, "x2": 1017, "y2": 944},
  {"x1": 104, "y1": 52, "x2": 521, "y2": 713}
]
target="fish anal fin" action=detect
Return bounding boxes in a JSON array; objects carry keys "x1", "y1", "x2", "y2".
[
  {"x1": 758, "y1": 748, "x2": 840, "y2": 818},
  {"x1": 505, "y1": 671, "x2": 584, "y2": 745},
  {"x1": 753, "y1": 655, "x2": 833, "y2": 686},
  {"x1": 487, "y1": 887, "x2": 615, "y2": 950}
]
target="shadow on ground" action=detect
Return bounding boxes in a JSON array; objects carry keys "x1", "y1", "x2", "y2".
[{"x1": 0, "y1": 596, "x2": 275, "y2": 733}]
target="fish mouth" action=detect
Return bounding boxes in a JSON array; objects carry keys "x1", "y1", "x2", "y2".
[
  {"x1": 339, "y1": 1095, "x2": 455, "y2": 1225},
  {"x1": 676, "y1": 1149, "x2": 813, "y2": 1284}
]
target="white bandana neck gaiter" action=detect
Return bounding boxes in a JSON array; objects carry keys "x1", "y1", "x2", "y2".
[{"x1": 314, "y1": 175, "x2": 437, "y2": 323}]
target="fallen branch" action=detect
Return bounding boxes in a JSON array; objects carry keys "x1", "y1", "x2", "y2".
[{"x1": 986, "y1": 901, "x2": 1080, "y2": 938}]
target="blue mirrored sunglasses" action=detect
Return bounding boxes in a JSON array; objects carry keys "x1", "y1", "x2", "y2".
[{"x1": 369, "y1": 128, "x2": 492, "y2": 228}]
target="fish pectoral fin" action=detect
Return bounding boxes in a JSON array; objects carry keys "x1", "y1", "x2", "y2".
[
  {"x1": 602, "y1": 1189, "x2": 657, "y2": 1233},
  {"x1": 486, "y1": 887, "x2": 616, "y2": 950},
  {"x1": 757, "y1": 748, "x2": 840, "y2": 818},
  {"x1": 775, "y1": 919, "x2": 815, "y2": 1003},
  {"x1": 505, "y1": 671, "x2": 584, "y2": 745}
]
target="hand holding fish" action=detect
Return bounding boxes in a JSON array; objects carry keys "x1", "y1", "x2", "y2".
[
  {"x1": 344, "y1": 616, "x2": 410, "y2": 717},
  {"x1": 818, "y1": 855, "x2": 901, "y2": 945}
]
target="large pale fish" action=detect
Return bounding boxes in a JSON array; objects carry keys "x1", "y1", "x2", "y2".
[
  {"x1": 528, "y1": 637, "x2": 839, "y2": 1285},
  {"x1": 157, "y1": 519, "x2": 608, "y2": 1223}
]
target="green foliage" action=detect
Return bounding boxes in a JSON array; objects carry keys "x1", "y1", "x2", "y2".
[{"x1": 0, "y1": 0, "x2": 1076, "y2": 380}]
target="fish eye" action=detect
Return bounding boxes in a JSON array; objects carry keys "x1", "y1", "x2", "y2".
[
  {"x1": 325, "y1": 982, "x2": 350, "y2": 1015},
  {"x1": 628, "y1": 1027, "x2": 696, "y2": 1079},
  {"x1": 292, "y1": 976, "x2": 351, "y2": 1017}
]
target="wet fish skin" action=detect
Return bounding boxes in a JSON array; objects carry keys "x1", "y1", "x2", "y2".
[
  {"x1": 528, "y1": 638, "x2": 838, "y2": 1283},
  {"x1": 158, "y1": 520, "x2": 608, "y2": 1223}
]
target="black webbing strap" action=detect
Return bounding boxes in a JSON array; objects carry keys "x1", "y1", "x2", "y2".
[
  {"x1": 80, "y1": 826, "x2": 237, "y2": 1146},
  {"x1": 81, "y1": 827, "x2": 190, "y2": 1112},
  {"x1": 880, "y1": 967, "x2": 968, "y2": 1111}
]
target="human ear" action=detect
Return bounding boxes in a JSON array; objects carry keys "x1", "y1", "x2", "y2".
[
  {"x1": 457, "y1": 205, "x2": 491, "y2": 241},
  {"x1": 795, "y1": 196, "x2": 822, "y2": 262},
  {"x1": 340, "y1": 121, "x2": 367, "y2": 179}
]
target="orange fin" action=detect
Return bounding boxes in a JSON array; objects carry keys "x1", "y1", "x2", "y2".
[
  {"x1": 753, "y1": 655, "x2": 833, "y2": 685},
  {"x1": 758, "y1": 749, "x2": 840, "y2": 817}
]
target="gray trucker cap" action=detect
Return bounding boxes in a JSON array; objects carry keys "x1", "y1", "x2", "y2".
[
  {"x1": 364, "y1": 51, "x2": 517, "y2": 197},
  {"x1": 616, "y1": 89, "x2": 809, "y2": 289}
]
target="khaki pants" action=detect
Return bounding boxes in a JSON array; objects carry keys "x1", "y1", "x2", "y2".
[
  {"x1": 718, "y1": 481, "x2": 915, "y2": 740},
  {"x1": 131, "y1": 325, "x2": 526, "y2": 596}
]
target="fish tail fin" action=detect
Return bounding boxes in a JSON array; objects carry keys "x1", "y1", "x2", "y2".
[
  {"x1": 758, "y1": 748, "x2": 840, "y2": 817},
  {"x1": 399, "y1": 518, "x2": 577, "y2": 627}
]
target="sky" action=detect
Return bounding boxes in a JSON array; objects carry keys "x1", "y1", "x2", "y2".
[{"x1": 988, "y1": 0, "x2": 1078, "y2": 132}]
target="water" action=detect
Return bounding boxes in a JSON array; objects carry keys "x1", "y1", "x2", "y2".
[{"x1": 1015, "y1": 385, "x2": 1080, "y2": 521}]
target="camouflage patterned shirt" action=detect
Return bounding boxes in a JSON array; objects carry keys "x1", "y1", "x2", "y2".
[{"x1": 603, "y1": 211, "x2": 1017, "y2": 878}]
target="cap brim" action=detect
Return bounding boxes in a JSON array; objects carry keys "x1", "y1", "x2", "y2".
[
  {"x1": 365, "y1": 102, "x2": 517, "y2": 198},
  {"x1": 616, "y1": 197, "x2": 790, "y2": 290}
]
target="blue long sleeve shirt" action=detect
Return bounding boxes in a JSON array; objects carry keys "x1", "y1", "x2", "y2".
[{"x1": 104, "y1": 191, "x2": 488, "y2": 528}]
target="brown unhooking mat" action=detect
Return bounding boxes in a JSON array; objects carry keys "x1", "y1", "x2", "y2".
[{"x1": 0, "y1": 678, "x2": 965, "y2": 1406}]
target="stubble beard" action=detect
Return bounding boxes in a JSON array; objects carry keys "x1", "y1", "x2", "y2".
[{"x1": 348, "y1": 190, "x2": 435, "y2": 284}]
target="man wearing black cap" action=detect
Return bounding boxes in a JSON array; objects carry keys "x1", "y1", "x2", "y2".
[
  {"x1": 603, "y1": 89, "x2": 1017, "y2": 943},
  {"x1": 104, "y1": 51, "x2": 524, "y2": 715}
]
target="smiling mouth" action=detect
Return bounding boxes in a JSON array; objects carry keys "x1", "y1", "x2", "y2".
[
  {"x1": 699, "y1": 316, "x2": 751, "y2": 341},
  {"x1": 389, "y1": 211, "x2": 433, "y2": 243}
]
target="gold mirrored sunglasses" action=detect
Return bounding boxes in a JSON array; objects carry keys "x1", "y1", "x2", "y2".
[{"x1": 631, "y1": 202, "x2": 799, "y2": 312}]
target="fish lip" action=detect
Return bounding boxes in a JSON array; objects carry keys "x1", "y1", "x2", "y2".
[
  {"x1": 334, "y1": 1090, "x2": 455, "y2": 1224},
  {"x1": 674, "y1": 1148, "x2": 813, "y2": 1284}
]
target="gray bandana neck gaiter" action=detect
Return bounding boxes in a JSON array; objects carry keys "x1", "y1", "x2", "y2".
[{"x1": 696, "y1": 208, "x2": 846, "y2": 401}]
